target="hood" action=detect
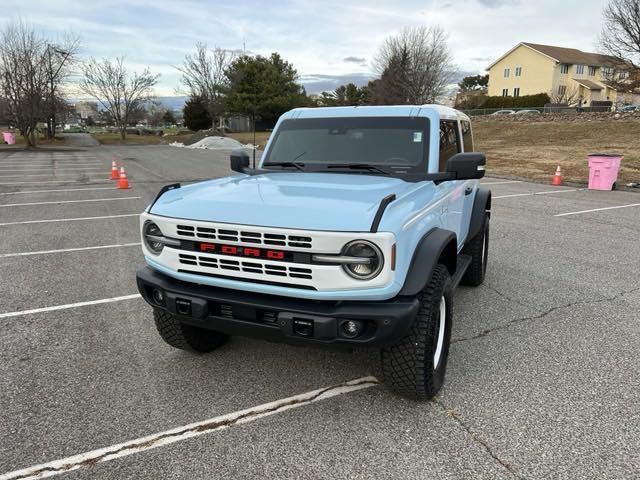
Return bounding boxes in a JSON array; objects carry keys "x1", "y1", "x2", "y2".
[{"x1": 149, "y1": 172, "x2": 422, "y2": 231}]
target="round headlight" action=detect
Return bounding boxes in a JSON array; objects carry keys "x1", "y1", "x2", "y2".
[
  {"x1": 143, "y1": 221, "x2": 164, "y2": 255},
  {"x1": 342, "y1": 240, "x2": 384, "y2": 280}
]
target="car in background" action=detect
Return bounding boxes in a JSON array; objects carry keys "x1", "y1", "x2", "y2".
[
  {"x1": 619, "y1": 105, "x2": 637, "y2": 113},
  {"x1": 514, "y1": 109, "x2": 541, "y2": 115},
  {"x1": 491, "y1": 110, "x2": 515, "y2": 116}
]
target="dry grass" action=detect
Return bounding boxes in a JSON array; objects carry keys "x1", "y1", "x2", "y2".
[
  {"x1": 92, "y1": 132, "x2": 192, "y2": 145},
  {"x1": 475, "y1": 120, "x2": 640, "y2": 186},
  {"x1": 226, "y1": 131, "x2": 271, "y2": 147}
]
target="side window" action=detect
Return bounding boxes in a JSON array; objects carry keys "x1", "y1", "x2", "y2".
[
  {"x1": 439, "y1": 120, "x2": 460, "y2": 171},
  {"x1": 461, "y1": 121, "x2": 474, "y2": 152}
]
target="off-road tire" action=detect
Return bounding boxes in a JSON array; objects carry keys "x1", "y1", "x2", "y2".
[
  {"x1": 153, "y1": 308, "x2": 228, "y2": 353},
  {"x1": 461, "y1": 213, "x2": 489, "y2": 286},
  {"x1": 381, "y1": 264, "x2": 453, "y2": 400}
]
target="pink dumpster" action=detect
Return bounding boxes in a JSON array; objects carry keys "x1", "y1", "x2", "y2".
[
  {"x1": 2, "y1": 132, "x2": 16, "y2": 145},
  {"x1": 588, "y1": 153, "x2": 622, "y2": 191}
]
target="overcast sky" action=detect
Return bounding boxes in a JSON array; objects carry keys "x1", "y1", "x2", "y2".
[{"x1": 0, "y1": 0, "x2": 610, "y2": 95}]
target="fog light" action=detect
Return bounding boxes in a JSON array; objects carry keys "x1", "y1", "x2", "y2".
[
  {"x1": 340, "y1": 320, "x2": 364, "y2": 339},
  {"x1": 152, "y1": 289, "x2": 165, "y2": 305}
]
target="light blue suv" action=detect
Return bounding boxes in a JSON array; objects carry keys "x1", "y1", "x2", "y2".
[{"x1": 136, "y1": 105, "x2": 491, "y2": 400}]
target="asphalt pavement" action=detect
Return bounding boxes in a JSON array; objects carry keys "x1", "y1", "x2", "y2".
[{"x1": 0, "y1": 139, "x2": 639, "y2": 479}]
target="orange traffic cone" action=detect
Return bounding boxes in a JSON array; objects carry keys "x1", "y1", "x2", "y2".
[
  {"x1": 110, "y1": 159, "x2": 119, "y2": 180},
  {"x1": 117, "y1": 167, "x2": 130, "y2": 189},
  {"x1": 551, "y1": 165, "x2": 563, "y2": 186}
]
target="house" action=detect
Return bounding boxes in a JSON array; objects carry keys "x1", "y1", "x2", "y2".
[{"x1": 487, "y1": 42, "x2": 639, "y2": 106}]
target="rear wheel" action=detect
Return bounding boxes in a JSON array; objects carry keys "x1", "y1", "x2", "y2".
[
  {"x1": 461, "y1": 213, "x2": 489, "y2": 286},
  {"x1": 381, "y1": 264, "x2": 453, "y2": 400},
  {"x1": 153, "y1": 308, "x2": 228, "y2": 353}
]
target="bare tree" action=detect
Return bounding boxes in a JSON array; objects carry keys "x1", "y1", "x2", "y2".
[
  {"x1": 176, "y1": 43, "x2": 234, "y2": 128},
  {"x1": 78, "y1": 57, "x2": 159, "y2": 140},
  {"x1": 599, "y1": 0, "x2": 640, "y2": 95},
  {"x1": 0, "y1": 22, "x2": 48, "y2": 146},
  {"x1": 43, "y1": 33, "x2": 80, "y2": 137},
  {"x1": 549, "y1": 84, "x2": 581, "y2": 106},
  {"x1": 372, "y1": 26, "x2": 455, "y2": 105},
  {"x1": 600, "y1": 0, "x2": 640, "y2": 67}
]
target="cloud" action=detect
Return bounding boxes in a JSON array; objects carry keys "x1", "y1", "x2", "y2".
[
  {"x1": 476, "y1": 0, "x2": 520, "y2": 6},
  {"x1": 299, "y1": 73, "x2": 375, "y2": 94},
  {"x1": 0, "y1": 0, "x2": 605, "y2": 97}
]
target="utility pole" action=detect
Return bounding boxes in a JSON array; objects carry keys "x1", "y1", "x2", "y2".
[{"x1": 46, "y1": 44, "x2": 71, "y2": 139}]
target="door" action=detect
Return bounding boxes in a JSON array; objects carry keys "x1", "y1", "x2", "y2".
[
  {"x1": 458, "y1": 120, "x2": 476, "y2": 244},
  {"x1": 437, "y1": 119, "x2": 466, "y2": 248}
]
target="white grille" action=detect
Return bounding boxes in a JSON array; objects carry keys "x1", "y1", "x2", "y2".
[
  {"x1": 178, "y1": 253, "x2": 313, "y2": 280},
  {"x1": 176, "y1": 223, "x2": 312, "y2": 248}
]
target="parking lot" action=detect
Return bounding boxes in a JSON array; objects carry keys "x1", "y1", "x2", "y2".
[{"x1": 1, "y1": 138, "x2": 639, "y2": 479}]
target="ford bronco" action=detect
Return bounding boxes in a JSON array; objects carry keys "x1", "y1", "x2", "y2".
[{"x1": 136, "y1": 105, "x2": 491, "y2": 400}]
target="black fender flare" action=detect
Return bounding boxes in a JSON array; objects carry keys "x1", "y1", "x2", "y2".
[
  {"x1": 398, "y1": 228, "x2": 458, "y2": 297},
  {"x1": 468, "y1": 187, "x2": 492, "y2": 240}
]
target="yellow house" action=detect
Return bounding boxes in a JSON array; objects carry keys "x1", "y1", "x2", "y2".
[{"x1": 487, "y1": 42, "x2": 639, "y2": 106}]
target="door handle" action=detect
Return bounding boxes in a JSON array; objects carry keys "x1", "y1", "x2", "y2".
[{"x1": 465, "y1": 187, "x2": 473, "y2": 196}]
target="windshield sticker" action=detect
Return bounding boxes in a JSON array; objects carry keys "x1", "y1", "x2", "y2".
[{"x1": 413, "y1": 132, "x2": 423, "y2": 143}]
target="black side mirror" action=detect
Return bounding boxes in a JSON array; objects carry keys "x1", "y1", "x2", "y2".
[
  {"x1": 446, "y1": 153, "x2": 486, "y2": 180},
  {"x1": 230, "y1": 149, "x2": 250, "y2": 173}
]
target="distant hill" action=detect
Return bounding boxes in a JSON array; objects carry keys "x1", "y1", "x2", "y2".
[{"x1": 155, "y1": 96, "x2": 188, "y2": 111}]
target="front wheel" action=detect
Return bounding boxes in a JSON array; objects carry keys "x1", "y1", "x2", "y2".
[
  {"x1": 381, "y1": 264, "x2": 453, "y2": 400},
  {"x1": 153, "y1": 308, "x2": 228, "y2": 353}
]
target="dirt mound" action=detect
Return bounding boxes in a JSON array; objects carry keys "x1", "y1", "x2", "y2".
[
  {"x1": 170, "y1": 135, "x2": 250, "y2": 150},
  {"x1": 183, "y1": 128, "x2": 225, "y2": 146}
]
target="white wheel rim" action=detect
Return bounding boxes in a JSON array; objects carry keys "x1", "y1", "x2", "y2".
[
  {"x1": 482, "y1": 234, "x2": 487, "y2": 265},
  {"x1": 433, "y1": 296, "x2": 446, "y2": 369}
]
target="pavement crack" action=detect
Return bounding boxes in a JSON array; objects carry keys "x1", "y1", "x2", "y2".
[
  {"x1": 6, "y1": 377, "x2": 380, "y2": 480},
  {"x1": 484, "y1": 283, "x2": 532, "y2": 309},
  {"x1": 453, "y1": 286, "x2": 640, "y2": 344},
  {"x1": 433, "y1": 399, "x2": 524, "y2": 479}
]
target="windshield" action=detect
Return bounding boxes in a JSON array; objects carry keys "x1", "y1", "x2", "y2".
[{"x1": 263, "y1": 117, "x2": 430, "y2": 176}]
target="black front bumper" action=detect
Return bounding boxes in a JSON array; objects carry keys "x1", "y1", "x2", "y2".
[{"x1": 136, "y1": 266, "x2": 419, "y2": 347}]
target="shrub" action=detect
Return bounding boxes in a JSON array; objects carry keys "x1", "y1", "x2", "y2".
[{"x1": 481, "y1": 93, "x2": 550, "y2": 109}]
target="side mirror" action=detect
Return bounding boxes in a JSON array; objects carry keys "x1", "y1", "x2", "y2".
[
  {"x1": 446, "y1": 153, "x2": 486, "y2": 180},
  {"x1": 230, "y1": 149, "x2": 250, "y2": 173}
]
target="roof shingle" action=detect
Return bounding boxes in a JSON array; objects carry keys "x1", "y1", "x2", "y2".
[{"x1": 522, "y1": 43, "x2": 620, "y2": 66}]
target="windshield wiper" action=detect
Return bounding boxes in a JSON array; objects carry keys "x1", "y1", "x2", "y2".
[
  {"x1": 262, "y1": 161, "x2": 305, "y2": 171},
  {"x1": 326, "y1": 163, "x2": 389, "y2": 175},
  {"x1": 263, "y1": 151, "x2": 307, "y2": 171}
]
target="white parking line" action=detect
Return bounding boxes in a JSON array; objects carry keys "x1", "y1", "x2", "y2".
[
  {"x1": 0, "y1": 173, "x2": 104, "y2": 178},
  {"x1": 0, "y1": 180, "x2": 112, "y2": 185},
  {"x1": 0, "y1": 187, "x2": 116, "y2": 195},
  {"x1": 0, "y1": 166, "x2": 102, "y2": 171},
  {"x1": 0, "y1": 294, "x2": 142, "y2": 319},
  {"x1": 555, "y1": 203, "x2": 640, "y2": 217},
  {"x1": 0, "y1": 197, "x2": 140, "y2": 208},
  {"x1": 0, "y1": 377, "x2": 379, "y2": 480},
  {"x1": 480, "y1": 180, "x2": 521, "y2": 186},
  {"x1": 0, "y1": 242, "x2": 141, "y2": 258},
  {"x1": 0, "y1": 213, "x2": 139, "y2": 226},
  {"x1": 494, "y1": 188, "x2": 580, "y2": 199}
]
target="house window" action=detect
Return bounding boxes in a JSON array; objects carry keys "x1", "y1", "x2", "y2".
[
  {"x1": 515, "y1": 67, "x2": 522, "y2": 77},
  {"x1": 504, "y1": 68, "x2": 510, "y2": 78},
  {"x1": 514, "y1": 88, "x2": 520, "y2": 97},
  {"x1": 502, "y1": 88, "x2": 509, "y2": 97},
  {"x1": 558, "y1": 85, "x2": 567, "y2": 96},
  {"x1": 588, "y1": 66, "x2": 596, "y2": 76},
  {"x1": 619, "y1": 71, "x2": 629, "y2": 79},
  {"x1": 560, "y1": 64, "x2": 569, "y2": 74},
  {"x1": 461, "y1": 121, "x2": 473, "y2": 152},
  {"x1": 576, "y1": 65, "x2": 585, "y2": 75},
  {"x1": 439, "y1": 120, "x2": 461, "y2": 171}
]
